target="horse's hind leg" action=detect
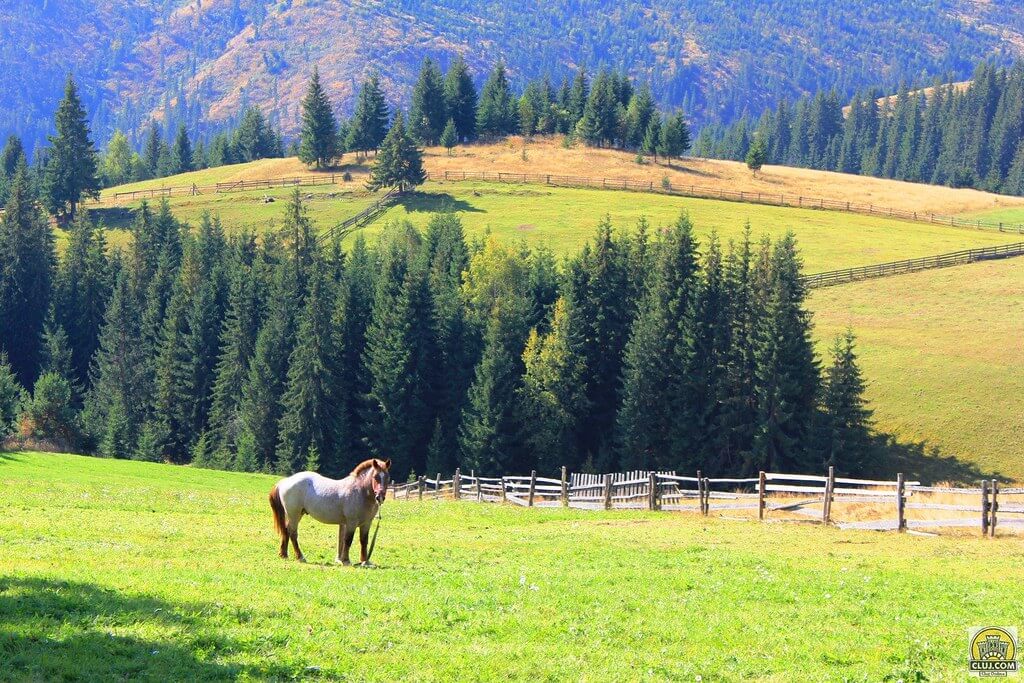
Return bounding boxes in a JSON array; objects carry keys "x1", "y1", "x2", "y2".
[
  {"x1": 288, "y1": 516, "x2": 306, "y2": 563},
  {"x1": 335, "y1": 523, "x2": 353, "y2": 565}
]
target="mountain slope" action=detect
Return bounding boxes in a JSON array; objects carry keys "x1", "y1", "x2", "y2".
[{"x1": 5, "y1": 0, "x2": 1024, "y2": 154}]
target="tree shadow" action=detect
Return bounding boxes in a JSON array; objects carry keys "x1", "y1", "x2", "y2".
[
  {"x1": 867, "y1": 433, "x2": 1005, "y2": 485},
  {"x1": 0, "y1": 576, "x2": 298, "y2": 681},
  {"x1": 85, "y1": 206, "x2": 137, "y2": 230},
  {"x1": 396, "y1": 191, "x2": 485, "y2": 215}
]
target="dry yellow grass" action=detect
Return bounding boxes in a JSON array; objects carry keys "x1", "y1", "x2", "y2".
[
  {"x1": 100, "y1": 137, "x2": 1024, "y2": 217},
  {"x1": 424, "y1": 136, "x2": 1024, "y2": 215}
]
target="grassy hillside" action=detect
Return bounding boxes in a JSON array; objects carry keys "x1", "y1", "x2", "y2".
[
  {"x1": 810, "y1": 258, "x2": 1024, "y2": 481},
  {"x1": 3, "y1": 451, "x2": 1021, "y2": 681}
]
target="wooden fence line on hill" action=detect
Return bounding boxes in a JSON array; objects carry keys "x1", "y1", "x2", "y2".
[
  {"x1": 802, "y1": 241, "x2": 1024, "y2": 288},
  {"x1": 392, "y1": 466, "x2": 1024, "y2": 536},
  {"x1": 316, "y1": 187, "x2": 400, "y2": 245},
  {"x1": 103, "y1": 166, "x2": 1024, "y2": 235}
]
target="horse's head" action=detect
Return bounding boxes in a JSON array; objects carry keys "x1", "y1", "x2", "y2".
[{"x1": 370, "y1": 458, "x2": 392, "y2": 504}]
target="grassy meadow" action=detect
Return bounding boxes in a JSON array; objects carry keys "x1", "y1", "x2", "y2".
[
  {"x1": 89, "y1": 178, "x2": 1019, "y2": 273},
  {"x1": 3, "y1": 451, "x2": 1023, "y2": 682},
  {"x1": 810, "y1": 258, "x2": 1024, "y2": 481}
]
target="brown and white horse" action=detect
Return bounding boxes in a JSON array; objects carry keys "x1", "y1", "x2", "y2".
[{"x1": 269, "y1": 459, "x2": 392, "y2": 566}]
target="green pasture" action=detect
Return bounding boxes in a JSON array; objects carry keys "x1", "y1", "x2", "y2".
[
  {"x1": 2, "y1": 451, "x2": 1022, "y2": 681},
  {"x1": 94, "y1": 180, "x2": 1018, "y2": 273},
  {"x1": 810, "y1": 257, "x2": 1024, "y2": 481}
]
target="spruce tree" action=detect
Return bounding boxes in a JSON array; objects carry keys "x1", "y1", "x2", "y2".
[
  {"x1": 476, "y1": 63, "x2": 515, "y2": 138},
  {"x1": 336, "y1": 234, "x2": 376, "y2": 461},
  {"x1": 440, "y1": 118, "x2": 458, "y2": 155},
  {"x1": 142, "y1": 122, "x2": 164, "y2": 179},
  {"x1": 408, "y1": 57, "x2": 447, "y2": 145},
  {"x1": 0, "y1": 167, "x2": 55, "y2": 386},
  {"x1": 43, "y1": 76, "x2": 100, "y2": 221},
  {"x1": 746, "y1": 135, "x2": 768, "y2": 173},
  {"x1": 298, "y1": 67, "x2": 339, "y2": 169},
  {"x1": 443, "y1": 56, "x2": 478, "y2": 142},
  {"x1": 658, "y1": 112, "x2": 692, "y2": 164},
  {"x1": 367, "y1": 112, "x2": 426, "y2": 192},
  {"x1": 171, "y1": 124, "x2": 193, "y2": 175},
  {"x1": 103, "y1": 130, "x2": 136, "y2": 187},
  {"x1": 819, "y1": 330, "x2": 873, "y2": 474},
  {"x1": 346, "y1": 73, "x2": 390, "y2": 156},
  {"x1": 459, "y1": 294, "x2": 531, "y2": 475},
  {"x1": 276, "y1": 261, "x2": 348, "y2": 476},
  {"x1": 641, "y1": 116, "x2": 662, "y2": 161},
  {"x1": 54, "y1": 216, "x2": 110, "y2": 388},
  {"x1": 0, "y1": 353, "x2": 26, "y2": 439},
  {"x1": 520, "y1": 297, "x2": 588, "y2": 474}
]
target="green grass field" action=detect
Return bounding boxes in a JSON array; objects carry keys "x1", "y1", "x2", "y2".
[
  {"x1": 95, "y1": 180, "x2": 1019, "y2": 273},
  {"x1": 3, "y1": 451, "x2": 1022, "y2": 681},
  {"x1": 810, "y1": 258, "x2": 1024, "y2": 481}
]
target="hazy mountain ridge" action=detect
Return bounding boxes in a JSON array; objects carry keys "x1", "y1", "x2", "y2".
[{"x1": 4, "y1": 0, "x2": 1024, "y2": 155}]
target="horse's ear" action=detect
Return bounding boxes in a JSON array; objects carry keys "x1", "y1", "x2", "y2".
[{"x1": 384, "y1": 458, "x2": 392, "y2": 470}]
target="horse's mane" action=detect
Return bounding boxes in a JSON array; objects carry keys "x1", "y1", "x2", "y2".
[{"x1": 350, "y1": 459, "x2": 385, "y2": 477}]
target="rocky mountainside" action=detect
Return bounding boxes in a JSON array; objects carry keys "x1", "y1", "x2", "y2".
[{"x1": 4, "y1": 0, "x2": 1024, "y2": 154}]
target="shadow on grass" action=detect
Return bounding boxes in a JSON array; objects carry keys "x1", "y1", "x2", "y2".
[
  {"x1": 0, "y1": 576, "x2": 299, "y2": 681},
  {"x1": 396, "y1": 191, "x2": 485, "y2": 215},
  {"x1": 86, "y1": 206, "x2": 137, "y2": 230},
  {"x1": 868, "y1": 433, "x2": 1004, "y2": 485}
]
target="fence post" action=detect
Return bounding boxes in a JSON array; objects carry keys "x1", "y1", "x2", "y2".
[
  {"x1": 896, "y1": 473, "x2": 906, "y2": 532},
  {"x1": 454, "y1": 468, "x2": 461, "y2": 500},
  {"x1": 981, "y1": 480, "x2": 990, "y2": 536},
  {"x1": 696, "y1": 470, "x2": 704, "y2": 514},
  {"x1": 603, "y1": 474, "x2": 613, "y2": 510},
  {"x1": 990, "y1": 479, "x2": 998, "y2": 538},
  {"x1": 528, "y1": 470, "x2": 537, "y2": 507},
  {"x1": 823, "y1": 466, "x2": 835, "y2": 525},
  {"x1": 758, "y1": 471, "x2": 766, "y2": 520},
  {"x1": 703, "y1": 478, "x2": 711, "y2": 515},
  {"x1": 418, "y1": 475, "x2": 425, "y2": 501},
  {"x1": 477, "y1": 473, "x2": 483, "y2": 502},
  {"x1": 648, "y1": 472, "x2": 657, "y2": 511},
  {"x1": 501, "y1": 477, "x2": 507, "y2": 503},
  {"x1": 561, "y1": 466, "x2": 568, "y2": 507}
]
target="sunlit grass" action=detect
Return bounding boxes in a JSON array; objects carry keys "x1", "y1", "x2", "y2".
[{"x1": 2, "y1": 451, "x2": 1021, "y2": 681}]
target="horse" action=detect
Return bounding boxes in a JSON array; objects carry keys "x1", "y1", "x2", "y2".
[{"x1": 268, "y1": 458, "x2": 392, "y2": 566}]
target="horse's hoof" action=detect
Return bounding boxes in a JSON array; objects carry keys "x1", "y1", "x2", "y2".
[
  {"x1": 296, "y1": 556, "x2": 307, "y2": 564},
  {"x1": 335, "y1": 559, "x2": 351, "y2": 566},
  {"x1": 358, "y1": 561, "x2": 377, "y2": 569}
]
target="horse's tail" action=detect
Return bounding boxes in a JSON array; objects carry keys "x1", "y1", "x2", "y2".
[{"x1": 269, "y1": 484, "x2": 287, "y2": 540}]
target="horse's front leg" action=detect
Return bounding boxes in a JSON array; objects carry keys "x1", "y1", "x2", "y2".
[
  {"x1": 358, "y1": 524, "x2": 372, "y2": 566},
  {"x1": 336, "y1": 523, "x2": 354, "y2": 566}
]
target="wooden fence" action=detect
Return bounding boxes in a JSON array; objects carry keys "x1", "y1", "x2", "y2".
[
  {"x1": 802, "y1": 242, "x2": 1024, "y2": 288},
  {"x1": 426, "y1": 170, "x2": 1024, "y2": 234},
  {"x1": 104, "y1": 166, "x2": 1024, "y2": 235},
  {"x1": 317, "y1": 187, "x2": 400, "y2": 245},
  {"x1": 391, "y1": 466, "x2": 1024, "y2": 536}
]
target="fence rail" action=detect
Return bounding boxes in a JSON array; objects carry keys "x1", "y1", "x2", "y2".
[
  {"x1": 102, "y1": 165, "x2": 1024, "y2": 234},
  {"x1": 391, "y1": 466, "x2": 1021, "y2": 537},
  {"x1": 802, "y1": 242, "x2": 1024, "y2": 288},
  {"x1": 317, "y1": 188, "x2": 401, "y2": 245},
  {"x1": 426, "y1": 170, "x2": 1024, "y2": 234}
]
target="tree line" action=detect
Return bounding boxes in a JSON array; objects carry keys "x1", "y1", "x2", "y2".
[
  {"x1": 696, "y1": 60, "x2": 1024, "y2": 197},
  {"x1": 0, "y1": 171, "x2": 873, "y2": 479}
]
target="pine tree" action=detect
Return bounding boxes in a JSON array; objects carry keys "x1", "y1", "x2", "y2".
[
  {"x1": 142, "y1": 122, "x2": 164, "y2": 179},
  {"x1": 459, "y1": 294, "x2": 531, "y2": 474},
  {"x1": 346, "y1": 74, "x2": 390, "y2": 156},
  {"x1": 750, "y1": 234, "x2": 820, "y2": 473},
  {"x1": 617, "y1": 212, "x2": 700, "y2": 470},
  {"x1": 658, "y1": 112, "x2": 691, "y2": 164},
  {"x1": 367, "y1": 112, "x2": 426, "y2": 192},
  {"x1": 0, "y1": 353, "x2": 26, "y2": 439},
  {"x1": 443, "y1": 56, "x2": 478, "y2": 142},
  {"x1": 234, "y1": 107, "x2": 275, "y2": 162},
  {"x1": 276, "y1": 261, "x2": 348, "y2": 476},
  {"x1": 43, "y1": 76, "x2": 100, "y2": 221},
  {"x1": 298, "y1": 67, "x2": 339, "y2": 169},
  {"x1": 103, "y1": 130, "x2": 135, "y2": 187},
  {"x1": 641, "y1": 116, "x2": 662, "y2": 161},
  {"x1": 476, "y1": 63, "x2": 515, "y2": 138},
  {"x1": 0, "y1": 167, "x2": 55, "y2": 386},
  {"x1": 336, "y1": 234, "x2": 376, "y2": 461},
  {"x1": 746, "y1": 135, "x2": 768, "y2": 173},
  {"x1": 624, "y1": 84, "x2": 656, "y2": 149},
  {"x1": 520, "y1": 297, "x2": 588, "y2": 474},
  {"x1": 440, "y1": 118, "x2": 458, "y2": 155},
  {"x1": 171, "y1": 124, "x2": 193, "y2": 175},
  {"x1": 408, "y1": 58, "x2": 447, "y2": 145},
  {"x1": 818, "y1": 329, "x2": 873, "y2": 474},
  {"x1": 567, "y1": 69, "x2": 589, "y2": 131},
  {"x1": 85, "y1": 272, "x2": 150, "y2": 457}
]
